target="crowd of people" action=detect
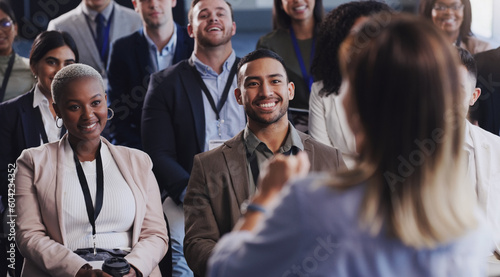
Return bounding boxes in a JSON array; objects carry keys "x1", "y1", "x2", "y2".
[{"x1": 0, "y1": 0, "x2": 499, "y2": 276}]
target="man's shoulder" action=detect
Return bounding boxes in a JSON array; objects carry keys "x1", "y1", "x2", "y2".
[
  {"x1": 195, "y1": 132, "x2": 244, "y2": 161},
  {"x1": 111, "y1": 30, "x2": 143, "y2": 56},
  {"x1": 49, "y1": 5, "x2": 81, "y2": 26},
  {"x1": 150, "y1": 59, "x2": 191, "y2": 82},
  {"x1": 470, "y1": 124, "x2": 500, "y2": 148},
  {"x1": 299, "y1": 131, "x2": 338, "y2": 153}
]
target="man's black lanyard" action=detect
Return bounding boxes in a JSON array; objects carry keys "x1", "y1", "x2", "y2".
[
  {"x1": 190, "y1": 59, "x2": 239, "y2": 120},
  {"x1": 71, "y1": 142, "x2": 104, "y2": 255},
  {"x1": 0, "y1": 51, "x2": 16, "y2": 102}
]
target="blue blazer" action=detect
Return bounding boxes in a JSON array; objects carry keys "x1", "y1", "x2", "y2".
[
  {"x1": 107, "y1": 24, "x2": 194, "y2": 149},
  {"x1": 0, "y1": 89, "x2": 65, "y2": 206},
  {"x1": 142, "y1": 58, "x2": 211, "y2": 204}
]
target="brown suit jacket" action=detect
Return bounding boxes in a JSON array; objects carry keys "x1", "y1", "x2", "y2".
[
  {"x1": 15, "y1": 135, "x2": 168, "y2": 277},
  {"x1": 183, "y1": 130, "x2": 345, "y2": 276}
]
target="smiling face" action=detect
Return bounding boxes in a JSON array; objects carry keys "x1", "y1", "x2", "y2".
[
  {"x1": 281, "y1": 0, "x2": 315, "y2": 22},
  {"x1": 31, "y1": 45, "x2": 76, "y2": 98},
  {"x1": 134, "y1": 0, "x2": 176, "y2": 29},
  {"x1": 188, "y1": 0, "x2": 235, "y2": 48},
  {"x1": 0, "y1": 9, "x2": 16, "y2": 56},
  {"x1": 54, "y1": 77, "x2": 107, "y2": 146},
  {"x1": 235, "y1": 57, "x2": 294, "y2": 128},
  {"x1": 431, "y1": 0, "x2": 464, "y2": 38}
]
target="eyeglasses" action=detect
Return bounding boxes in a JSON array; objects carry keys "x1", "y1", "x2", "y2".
[
  {"x1": 0, "y1": 19, "x2": 13, "y2": 30},
  {"x1": 432, "y1": 3, "x2": 464, "y2": 12}
]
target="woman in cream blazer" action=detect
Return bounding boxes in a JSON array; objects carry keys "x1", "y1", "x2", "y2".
[{"x1": 15, "y1": 64, "x2": 168, "y2": 277}]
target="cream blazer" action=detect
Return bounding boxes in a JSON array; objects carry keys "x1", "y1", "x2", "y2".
[
  {"x1": 14, "y1": 135, "x2": 168, "y2": 277},
  {"x1": 468, "y1": 121, "x2": 500, "y2": 253},
  {"x1": 309, "y1": 81, "x2": 357, "y2": 168}
]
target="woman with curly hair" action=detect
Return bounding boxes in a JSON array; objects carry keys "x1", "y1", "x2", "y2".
[
  {"x1": 309, "y1": 1, "x2": 391, "y2": 168},
  {"x1": 256, "y1": 0, "x2": 324, "y2": 132},
  {"x1": 419, "y1": 0, "x2": 491, "y2": 54}
]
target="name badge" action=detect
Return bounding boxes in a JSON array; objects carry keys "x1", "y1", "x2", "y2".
[{"x1": 209, "y1": 140, "x2": 226, "y2": 150}]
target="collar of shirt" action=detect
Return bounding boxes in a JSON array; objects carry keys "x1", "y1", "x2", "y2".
[
  {"x1": 32, "y1": 85, "x2": 49, "y2": 109},
  {"x1": 191, "y1": 50, "x2": 236, "y2": 77},
  {"x1": 244, "y1": 122, "x2": 304, "y2": 157},
  {"x1": 143, "y1": 25, "x2": 177, "y2": 57},
  {"x1": 81, "y1": 1, "x2": 114, "y2": 22}
]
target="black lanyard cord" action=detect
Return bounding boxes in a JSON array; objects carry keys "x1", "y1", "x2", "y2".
[
  {"x1": 190, "y1": 58, "x2": 240, "y2": 120},
  {"x1": 71, "y1": 142, "x2": 104, "y2": 241}
]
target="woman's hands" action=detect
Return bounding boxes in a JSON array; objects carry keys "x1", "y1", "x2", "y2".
[
  {"x1": 234, "y1": 152, "x2": 310, "y2": 232},
  {"x1": 253, "y1": 151, "x2": 310, "y2": 206},
  {"x1": 75, "y1": 267, "x2": 112, "y2": 277}
]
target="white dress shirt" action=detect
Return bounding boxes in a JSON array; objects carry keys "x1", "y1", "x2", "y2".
[{"x1": 32, "y1": 85, "x2": 61, "y2": 143}]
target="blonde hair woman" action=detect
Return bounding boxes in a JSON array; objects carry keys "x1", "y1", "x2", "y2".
[{"x1": 207, "y1": 15, "x2": 490, "y2": 276}]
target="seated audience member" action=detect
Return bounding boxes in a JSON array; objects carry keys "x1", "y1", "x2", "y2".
[
  {"x1": 469, "y1": 47, "x2": 500, "y2": 135},
  {"x1": 309, "y1": 0, "x2": 391, "y2": 168},
  {"x1": 107, "y1": 0, "x2": 194, "y2": 150},
  {"x1": 456, "y1": 47, "x2": 500, "y2": 254},
  {"x1": 0, "y1": 1, "x2": 35, "y2": 102},
  {"x1": 47, "y1": 0, "x2": 142, "y2": 82},
  {"x1": 0, "y1": 31, "x2": 78, "y2": 277},
  {"x1": 142, "y1": 0, "x2": 245, "y2": 275},
  {"x1": 419, "y1": 0, "x2": 492, "y2": 54},
  {"x1": 15, "y1": 64, "x2": 168, "y2": 277},
  {"x1": 183, "y1": 48, "x2": 345, "y2": 276},
  {"x1": 207, "y1": 15, "x2": 491, "y2": 276},
  {"x1": 256, "y1": 0, "x2": 325, "y2": 132}
]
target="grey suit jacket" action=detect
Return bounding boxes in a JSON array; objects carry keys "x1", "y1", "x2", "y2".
[
  {"x1": 183, "y1": 130, "x2": 345, "y2": 276},
  {"x1": 47, "y1": 1, "x2": 142, "y2": 78}
]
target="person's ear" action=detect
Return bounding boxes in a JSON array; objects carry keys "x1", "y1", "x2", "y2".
[
  {"x1": 53, "y1": 102, "x2": 61, "y2": 118},
  {"x1": 469, "y1": 88, "x2": 481, "y2": 106},
  {"x1": 187, "y1": 24, "x2": 194, "y2": 38},
  {"x1": 172, "y1": 0, "x2": 177, "y2": 8},
  {"x1": 288, "y1": 82, "x2": 295, "y2": 100},
  {"x1": 235, "y1": 88, "x2": 242, "y2": 105}
]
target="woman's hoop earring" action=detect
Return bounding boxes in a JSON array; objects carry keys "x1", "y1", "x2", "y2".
[
  {"x1": 55, "y1": 116, "x2": 63, "y2": 128},
  {"x1": 107, "y1": 107, "x2": 114, "y2": 120}
]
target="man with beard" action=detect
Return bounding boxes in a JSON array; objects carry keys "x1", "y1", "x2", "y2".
[
  {"x1": 107, "y1": 0, "x2": 193, "y2": 150},
  {"x1": 183, "y1": 49, "x2": 345, "y2": 276},
  {"x1": 142, "y1": 0, "x2": 245, "y2": 276}
]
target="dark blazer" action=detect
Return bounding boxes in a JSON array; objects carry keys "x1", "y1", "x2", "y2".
[
  {"x1": 108, "y1": 24, "x2": 194, "y2": 149},
  {"x1": 0, "y1": 89, "x2": 64, "y2": 207},
  {"x1": 471, "y1": 47, "x2": 500, "y2": 136},
  {"x1": 183, "y1": 130, "x2": 345, "y2": 276},
  {"x1": 142, "y1": 58, "x2": 212, "y2": 203}
]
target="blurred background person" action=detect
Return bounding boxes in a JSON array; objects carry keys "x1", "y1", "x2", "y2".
[
  {"x1": 0, "y1": 1, "x2": 35, "y2": 102},
  {"x1": 207, "y1": 15, "x2": 490, "y2": 276},
  {"x1": 456, "y1": 47, "x2": 500, "y2": 255},
  {"x1": 107, "y1": 0, "x2": 194, "y2": 150},
  {"x1": 256, "y1": 0, "x2": 324, "y2": 132},
  {"x1": 469, "y1": 47, "x2": 500, "y2": 136},
  {"x1": 309, "y1": 0, "x2": 391, "y2": 168},
  {"x1": 419, "y1": 0, "x2": 492, "y2": 54},
  {"x1": 0, "y1": 30, "x2": 78, "y2": 277},
  {"x1": 15, "y1": 63, "x2": 168, "y2": 277},
  {"x1": 47, "y1": 0, "x2": 142, "y2": 85}
]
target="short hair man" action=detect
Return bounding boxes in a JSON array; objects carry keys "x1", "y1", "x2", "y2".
[
  {"x1": 141, "y1": 0, "x2": 245, "y2": 276},
  {"x1": 183, "y1": 49, "x2": 345, "y2": 276},
  {"x1": 107, "y1": 0, "x2": 194, "y2": 149},
  {"x1": 48, "y1": 0, "x2": 142, "y2": 82},
  {"x1": 457, "y1": 47, "x2": 500, "y2": 254},
  {"x1": 470, "y1": 47, "x2": 500, "y2": 136}
]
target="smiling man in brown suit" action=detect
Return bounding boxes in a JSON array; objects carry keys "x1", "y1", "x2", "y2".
[{"x1": 183, "y1": 49, "x2": 345, "y2": 276}]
